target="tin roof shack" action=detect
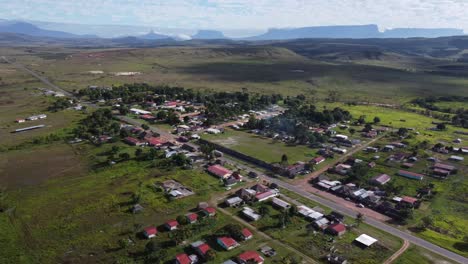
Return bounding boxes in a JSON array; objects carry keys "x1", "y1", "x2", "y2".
[
  {"x1": 370, "y1": 174, "x2": 391, "y2": 186},
  {"x1": 397, "y1": 170, "x2": 424, "y2": 180},
  {"x1": 283, "y1": 162, "x2": 306, "y2": 177},
  {"x1": 354, "y1": 234, "x2": 378, "y2": 248},
  {"x1": 399, "y1": 196, "x2": 420, "y2": 208},
  {"x1": 271, "y1": 197, "x2": 291, "y2": 211},
  {"x1": 432, "y1": 163, "x2": 457, "y2": 178},
  {"x1": 326, "y1": 223, "x2": 347, "y2": 236}
]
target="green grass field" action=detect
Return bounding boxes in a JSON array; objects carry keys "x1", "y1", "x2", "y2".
[
  {"x1": 395, "y1": 245, "x2": 456, "y2": 264},
  {"x1": 202, "y1": 128, "x2": 317, "y2": 164}
]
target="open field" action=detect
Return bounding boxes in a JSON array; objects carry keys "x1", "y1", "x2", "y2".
[
  {"x1": 203, "y1": 128, "x2": 317, "y2": 164},
  {"x1": 395, "y1": 244, "x2": 456, "y2": 264},
  {"x1": 4, "y1": 45, "x2": 468, "y2": 104}
]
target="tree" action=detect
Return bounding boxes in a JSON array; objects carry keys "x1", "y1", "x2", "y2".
[
  {"x1": 200, "y1": 144, "x2": 215, "y2": 159},
  {"x1": 156, "y1": 111, "x2": 167, "y2": 120},
  {"x1": 397, "y1": 127, "x2": 408, "y2": 137},
  {"x1": 281, "y1": 154, "x2": 289, "y2": 166},
  {"x1": 118, "y1": 238, "x2": 129, "y2": 249},
  {"x1": 349, "y1": 128, "x2": 356, "y2": 135},
  {"x1": 373, "y1": 116, "x2": 381, "y2": 124},
  {"x1": 225, "y1": 224, "x2": 244, "y2": 241},
  {"x1": 279, "y1": 210, "x2": 291, "y2": 228},
  {"x1": 205, "y1": 250, "x2": 216, "y2": 261},
  {"x1": 145, "y1": 240, "x2": 159, "y2": 253},
  {"x1": 289, "y1": 205, "x2": 298, "y2": 216},
  {"x1": 355, "y1": 212, "x2": 364, "y2": 226},
  {"x1": 141, "y1": 124, "x2": 150, "y2": 130},
  {"x1": 436, "y1": 123, "x2": 446, "y2": 130},
  {"x1": 119, "y1": 152, "x2": 131, "y2": 160},
  {"x1": 135, "y1": 148, "x2": 143, "y2": 158},
  {"x1": 358, "y1": 115, "x2": 366, "y2": 124},
  {"x1": 176, "y1": 215, "x2": 189, "y2": 225},
  {"x1": 110, "y1": 145, "x2": 120, "y2": 155},
  {"x1": 419, "y1": 216, "x2": 434, "y2": 230},
  {"x1": 259, "y1": 205, "x2": 270, "y2": 216}
]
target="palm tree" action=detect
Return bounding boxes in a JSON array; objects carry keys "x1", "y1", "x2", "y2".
[{"x1": 355, "y1": 212, "x2": 364, "y2": 227}]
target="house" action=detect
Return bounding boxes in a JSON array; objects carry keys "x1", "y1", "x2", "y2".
[
  {"x1": 434, "y1": 163, "x2": 456, "y2": 172},
  {"x1": 241, "y1": 228, "x2": 253, "y2": 240},
  {"x1": 124, "y1": 137, "x2": 145, "y2": 146},
  {"x1": 225, "y1": 196, "x2": 244, "y2": 207},
  {"x1": 314, "y1": 217, "x2": 330, "y2": 229},
  {"x1": 165, "y1": 219, "x2": 179, "y2": 231},
  {"x1": 307, "y1": 211, "x2": 324, "y2": 221},
  {"x1": 222, "y1": 260, "x2": 238, "y2": 264},
  {"x1": 191, "y1": 241, "x2": 211, "y2": 257},
  {"x1": 284, "y1": 162, "x2": 306, "y2": 177},
  {"x1": 175, "y1": 253, "x2": 193, "y2": 264},
  {"x1": 271, "y1": 197, "x2": 291, "y2": 210},
  {"x1": 217, "y1": 237, "x2": 239, "y2": 251},
  {"x1": 311, "y1": 156, "x2": 326, "y2": 165},
  {"x1": 433, "y1": 168, "x2": 450, "y2": 178},
  {"x1": 130, "y1": 108, "x2": 152, "y2": 115},
  {"x1": 237, "y1": 251, "x2": 264, "y2": 264},
  {"x1": 365, "y1": 147, "x2": 379, "y2": 153},
  {"x1": 202, "y1": 207, "x2": 216, "y2": 217},
  {"x1": 206, "y1": 128, "x2": 222, "y2": 134},
  {"x1": 326, "y1": 223, "x2": 347, "y2": 236},
  {"x1": 402, "y1": 162, "x2": 414, "y2": 168},
  {"x1": 186, "y1": 213, "x2": 198, "y2": 224},
  {"x1": 242, "y1": 207, "x2": 261, "y2": 221},
  {"x1": 140, "y1": 114, "x2": 156, "y2": 121},
  {"x1": 327, "y1": 254, "x2": 348, "y2": 264},
  {"x1": 255, "y1": 190, "x2": 279, "y2": 202},
  {"x1": 332, "y1": 147, "x2": 347, "y2": 154},
  {"x1": 383, "y1": 145, "x2": 395, "y2": 152},
  {"x1": 335, "y1": 134, "x2": 348, "y2": 140},
  {"x1": 397, "y1": 170, "x2": 424, "y2": 180},
  {"x1": 354, "y1": 234, "x2": 378, "y2": 247},
  {"x1": 143, "y1": 226, "x2": 157, "y2": 239},
  {"x1": 207, "y1": 165, "x2": 232, "y2": 179},
  {"x1": 15, "y1": 118, "x2": 26, "y2": 123},
  {"x1": 146, "y1": 137, "x2": 164, "y2": 147},
  {"x1": 237, "y1": 188, "x2": 257, "y2": 200},
  {"x1": 449, "y1": 155, "x2": 464, "y2": 162},
  {"x1": 368, "y1": 161, "x2": 376, "y2": 168},
  {"x1": 401, "y1": 196, "x2": 419, "y2": 207},
  {"x1": 260, "y1": 245, "x2": 277, "y2": 257}
]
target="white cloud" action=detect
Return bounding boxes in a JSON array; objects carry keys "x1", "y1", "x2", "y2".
[{"x1": 0, "y1": 0, "x2": 468, "y2": 31}]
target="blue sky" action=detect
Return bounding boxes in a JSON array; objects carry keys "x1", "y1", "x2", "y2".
[{"x1": 1, "y1": 0, "x2": 468, "y2": 31}]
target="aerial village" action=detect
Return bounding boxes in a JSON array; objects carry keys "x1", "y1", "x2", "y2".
[{"x1": 13, "y1": 84, "x2": 467, "y2": 263}]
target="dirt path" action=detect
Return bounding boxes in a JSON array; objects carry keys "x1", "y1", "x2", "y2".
[
  {"x1": 216, "y1": 206, "x2": 317, "y2": 264},
  {"x1": 384, "y1": 240, "x2": 410, "y2": 264}
]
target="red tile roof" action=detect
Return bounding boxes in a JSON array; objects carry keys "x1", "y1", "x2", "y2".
[
  {"x1": 238, "y1": 251, "x2": 264, "y2": 263},
  {"x1": 166, "y1": 219, "x2": 179, "y2": 227},
  {"x1": 175, "y1": 253, "x2": 191, "y2": 264},
  {"x1": 140, "y1": 114, "x2": 155, "y2": 120},
  {"x1": 197, "y1": 243, "x2": 211, "y2": 255},
  {"x1": 402, "y1": 196, "x2": 418, "y2": 204},
  {"x1": 218, "y1": 237, "x2": 238, "y2": 248},
  {"x1": 328, "y1": 223, "x2": 346, "y2": 233},
  {"x1": 207, "y1": 165, "x2": 232, "y2": 178},
  {"x1": 242, "y1": 228, "x2": 253, "y2": 239},
  {"x1": 125, "y1": 137, "x2": 140, "y2": 144},
  {"x1": 255, "y1": 190, "x2": 275, "y2": 201},
  {"x1": 146, "y1": 137, "x2": 164, "y2": 146},
  {"x1": 312, "y1": 156, "x2": 325, "y2": 163},
  {"x1": 186, "y1": 213, "x2": 198, "y2": 222},
  {"x1": 203, "y1": 207, "x2": 216, "y2": 215},
  {"x1": 144, "y1": 226, "x2": 157, "y2": 236}
]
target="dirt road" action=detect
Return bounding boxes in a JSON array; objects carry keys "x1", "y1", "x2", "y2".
[{"x1": 384, "y1": 240, "x2": 410, "y2": 264}]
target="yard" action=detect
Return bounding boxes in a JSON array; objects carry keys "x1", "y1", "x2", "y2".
[{"x1": 203, "y1": 128, "x2": 319, "y2": 164}]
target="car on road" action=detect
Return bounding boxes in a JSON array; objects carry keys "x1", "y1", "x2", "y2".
[{"x1": 356, "y1": 203, "x2": 365, "y2": 208}]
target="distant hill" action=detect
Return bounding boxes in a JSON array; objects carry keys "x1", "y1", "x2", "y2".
[
  {"x1": 192, "y1": 30, "x2": 226, "y2": 39},
  {"x1": 248, "y1": 25, "x2": 381, "y2": 40},
  {"x1": 138, "y1": 30, "x2": 172, "y2": 40},
  {"x1": 0, "y1": 21, "x2": 94, "y2": 38},
  {"x1": 248, "y1": 25, "x2": 465, "y2": 40},
  {"x1": 382, "y1": 28, "x2": 464, "y2": 38}
]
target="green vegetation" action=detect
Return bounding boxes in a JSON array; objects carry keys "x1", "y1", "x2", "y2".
[{"x1": 395, "y1": 245, "x2": 456, "y2": 264}]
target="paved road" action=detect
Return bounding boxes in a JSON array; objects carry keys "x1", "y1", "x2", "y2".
[
  {"x1": 1, "y1": 56, "x2": 72, "y2": 97},
  {"x1": 221, "y1": 156, "x2": 468, "y2": 264}
]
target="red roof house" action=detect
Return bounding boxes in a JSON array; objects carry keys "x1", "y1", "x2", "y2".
[
  {"x1": 401, "y1": 196, "x2": 418, "y2": 206},
  {"x1": 217, "y1": 236, "x2": 239, "y2": 251},
  {"x1": 175, "y1": 253, "x2": 192, "y2": 264},
  {"x1": 326, "y1": 223, "x2": 347, "y2": 236},
  {"x1": 186, "y1": 213, "x2": 198, "y2": 224},
  {"x1": 146, "y1": 137, "x2": 164, "y2": 146},
  {"x1": 140, "y1": 114, "x2": 156, "y2": 120},
  {"x1": 241, "y1": 228, "x2": 253, "y2": 240},
  {"x1": 202, "y1": 207, "x2": 216, "y2": 217},
  {"x1": 165, "y1": 219, "x2": 179, "y2": 231},
  {"x1": 207, "y1": 165, "x2": 232, "y2": 179},
  {"x1": 238, "y1": 251, "x2": 264, "y2": 264},
  {"x1": 143, "y1": 226, "x2": 157, "y2": 239},
  {"x1": 124, "y1": 136, "x2": 142, "y2": 146},
  {"x1": 311, "y1": 156, "x2": 325, "y2": 165},
  {"x1": 195, "y1": 243, "x2": 211, "y2": 256}
]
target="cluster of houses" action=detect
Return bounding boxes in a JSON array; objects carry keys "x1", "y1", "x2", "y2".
[
  {"x1": 158, "y1": 180, "x2": 195, "y2": 199},
  {"x1": 314, "y1": 175, "x2": 420, "y2": 219},
  {"x1": 225, "y1": 183, "x2": 280, "y2": 211},
  {"x1": 207, "y1": 164, "x2": 244, "y2": 187},
  {"x1": 15, "y1": 113, "x2": 47, "y2": 123}
]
